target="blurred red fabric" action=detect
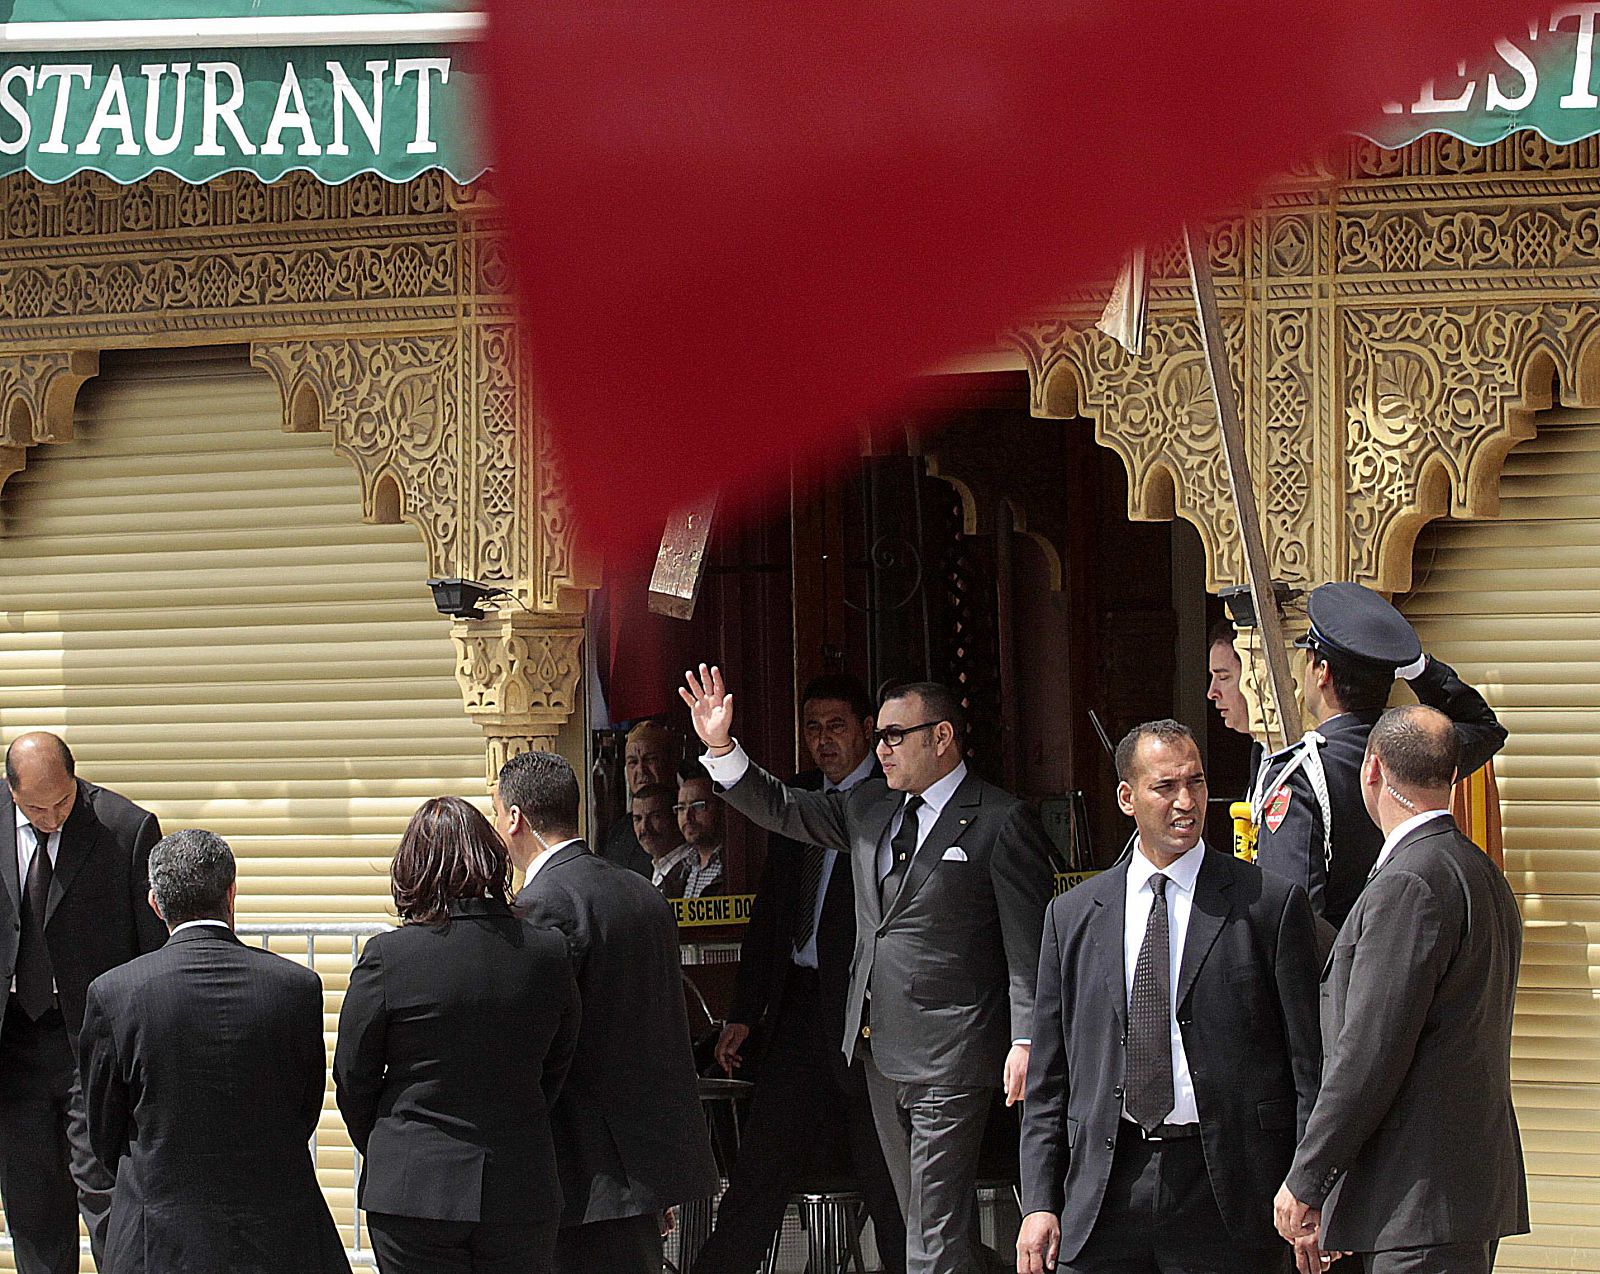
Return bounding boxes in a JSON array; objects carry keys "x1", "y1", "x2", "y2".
[{"x1": 480, "y1": 2, "x2": 1534, "y2": 560}]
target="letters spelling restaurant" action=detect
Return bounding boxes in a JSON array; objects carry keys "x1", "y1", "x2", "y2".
[{"x1": 1, "y1": 5, "x2": 1598, "y2": 1270}]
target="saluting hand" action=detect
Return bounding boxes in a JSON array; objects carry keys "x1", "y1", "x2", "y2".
[{"x1": 679, "y1": 664, "x2": 735, "y2": 752}]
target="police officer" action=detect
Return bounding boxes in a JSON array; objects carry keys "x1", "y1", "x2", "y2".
[{"x1": 1251, "y1": 582, "x2": 1506, "y2": 931}]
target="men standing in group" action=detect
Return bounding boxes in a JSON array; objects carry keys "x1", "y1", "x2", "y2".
[
  {"x1": 78, "y1": 830, "x2": 349, "y2": 1274},
  {"x1": 634, "y1": 783, "x2": 694, "y2": 897},
  {"x1": 1017, "y1": 720, "x2": 1322, "y2": 1274},
  {"x1": 1276, "y1": 707, "x2": 1527, "y2": 1274},
  {"x1": 692, "y1": 674, "x2": 905, "y2": 1274},
  {"x1": 682, "y1": 666, "x2": 1055, "y2": 1274},
  {"x1": 601, "y1": 720, "x2": 683, "y2": 878},
  {"x1": 1252, "y1": 582, "x2": 1506, "y2": 929},
  {"x1": 676, "y1": 765, "x2": 728, "y2": 898},
  {"x1": 0, "y1": 732, "x2": 167, "y2": 1274},
  {"x1": 495, "y1": 751, "x2": 720, "y2": 1274}
]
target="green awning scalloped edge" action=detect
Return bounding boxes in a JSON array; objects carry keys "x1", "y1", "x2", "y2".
[{"x1": 1358, "y1": 13, "x2": 1600, "y2": 151}]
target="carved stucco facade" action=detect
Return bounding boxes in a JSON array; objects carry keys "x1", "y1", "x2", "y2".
[
  {"x1": 0, "y1": 170, "x2": 593, "y2": 778},
  {"x1": 997, "y1": 132, "x2": 1600, "y2": 736},
  {"x1": 2, "y1": 136, "x2": 1598, "y2": 765}
]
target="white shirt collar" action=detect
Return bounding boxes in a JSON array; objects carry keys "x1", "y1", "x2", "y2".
[
  {"x1": 1374, "y1": 808, "x2": 1452, "y2": 873},
  {"x1": 171, "y1": 919, "x2": 232, "y2": 935},
  {"x1": 914, "y1": 760, "x2": 968, "y2": 816},
  {"x1": 1126, "y1": 839, "x2": 1207, "y2": 895},
  {"x1": 826, "y1": 751, "x2": 876, "y2": 793},
  {"x1": 524, "y1": 836, "x2": 581, "y2": 882},
  {"x1": 650, "y1": 843, "x2": 694, "y2": 885}
]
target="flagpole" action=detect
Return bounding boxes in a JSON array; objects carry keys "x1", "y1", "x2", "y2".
[{"x1": 1182, "y1": 223, "x2": 1299, "y2": 751}]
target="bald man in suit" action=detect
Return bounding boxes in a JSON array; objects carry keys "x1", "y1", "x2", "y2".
[{"x1": 0, "y1": 733, "x2": 165, "y2": 1274}]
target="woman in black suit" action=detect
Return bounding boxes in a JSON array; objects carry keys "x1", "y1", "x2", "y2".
[{"x1": 335, "y1": 796, "x2": 580, "y2": 1273}]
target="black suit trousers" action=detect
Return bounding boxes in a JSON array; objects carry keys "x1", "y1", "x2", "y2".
[
  {"x1": 1062, "y1": 1125, "x2": 1288, "y2": 1274},
  {"x1": 691, "y1": 969, "x2": 906, "y2": 1274},
  {"x1": 553, "y1": 1213, "x2": 662, "y2": 1274},
  {"x1": 367, "y1": 1212, "x2": 557, "y2": 1274},
  {"x1": 0, "y1": 998, "x2": 115, "y2": 1274}
]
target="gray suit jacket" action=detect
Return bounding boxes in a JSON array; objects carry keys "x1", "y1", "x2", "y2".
[
  {"x1": 718, "y1": 761, "x2": 1055, "y2": 1087},
  {"x1": 1286, "y1": 815, "x2": 1529, "y2": 1251}
]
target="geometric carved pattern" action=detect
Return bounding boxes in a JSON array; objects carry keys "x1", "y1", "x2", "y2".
[
  {"x1": 1011, "y1": 135, "x2": 1600, "y2": 596},
  {"x1": 452, "y1": 613, "x2": 586, "y2": 785},
  {"x1": 0, "y1": 169, "x2": 593, "y2": 766},
  {"x1": 0, "y1": 349, "x2": 99, "y2": 490},
  {"x1": 252, "y1": 335, "x2": 463, "y2": 579}
]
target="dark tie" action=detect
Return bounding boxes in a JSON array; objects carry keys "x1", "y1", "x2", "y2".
[
  {"x1": 791, "y1": 845, "x2": 829, "y2": 949},
  {"x1": 1125, "y1": 873, "x2": 1174, "y2": 1134},
  {"x1": 879, "y1": 795, "x2": 924, "y2": 912},
  {"x1": 15, "y1": 824, "x2": 56, "y2": 1021}
]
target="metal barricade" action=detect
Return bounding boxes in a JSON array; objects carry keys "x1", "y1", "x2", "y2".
[{"x1": 0, "y1": 921, "x2": 393, "y2": 1271}]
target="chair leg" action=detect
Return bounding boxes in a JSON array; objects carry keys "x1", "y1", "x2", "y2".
[{"x1": 760, "y1": 1202, "x2": 790, "y2": 1274}]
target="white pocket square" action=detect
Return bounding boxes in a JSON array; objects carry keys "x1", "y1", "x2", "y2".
[{"x1": 941, "y1": 846, "x2": 968, "y2": 862}]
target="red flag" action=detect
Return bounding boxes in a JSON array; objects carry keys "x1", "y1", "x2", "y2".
[{"x1": 480, "y1": 1, "x2": 1532, "y2": 560}]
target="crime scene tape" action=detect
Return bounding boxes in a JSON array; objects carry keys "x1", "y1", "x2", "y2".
[
  {"x1": 1054, "y1": 871, "x2": 1100, "y2": 894},
  {"x1": 673, "y1": 894, "x2": 757, "y2": 927},
  {"x1": 674, "y1": 874, "x2": 1100, "y2": 926}
]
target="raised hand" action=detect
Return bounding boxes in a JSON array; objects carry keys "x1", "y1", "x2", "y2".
[{"x1": 679, "y1": 663, "x2": 735, "y2": 750}]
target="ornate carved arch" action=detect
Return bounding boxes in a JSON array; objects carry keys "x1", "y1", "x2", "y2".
[
  {"x1": 0, "y1": 350, "x2": 99, "y2": 491},
  {"x1": 1010, "y1": 317, "x2": 1240, "y2": 592}
]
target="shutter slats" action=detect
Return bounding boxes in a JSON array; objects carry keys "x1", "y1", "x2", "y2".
[
  {"x1": 0, "y1": 349, "x2": 485, "y2": 1267},
  {"x1": 1402, "y1": 420, "x2": 1600, "y2": 1271}
]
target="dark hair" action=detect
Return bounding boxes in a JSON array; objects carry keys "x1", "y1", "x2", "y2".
[
  {"x1": 631, "y1": 782, "x2": 676, "y2": 807},
  {"x1": 1314, "y1": 650, "x2": 1392, "y2": 714},
  {"x1": 496, "y1": 751, "x2": 580, "y2": 838},
  {"x1": 4, "y1": 733, "x2": 75, "y2": 788},
  {"x1": 391, "y1": 796, "x2": 512, "y2": 926},
  {"x1": 148, "y1": 828, "x2": 236, "y2": 924},
  {"x1": 1114, "y1": 719, "x2": 1197, "y2": 783},
  {"x1": 801, "y1": 673, "x2": 874, "y2": 722},
  {"x1": 879, "y1": 681, "x2": 967, "y2": 751},
  {"x1": 677, "y1": 758, "x2": 713, "y2": 785},
  {"x1": 1369, "y1": 706, "x2": 1460, "y2": 790},
  {"x1": 1207, "y1": 618, "x2": 1238, "y2": 651}
]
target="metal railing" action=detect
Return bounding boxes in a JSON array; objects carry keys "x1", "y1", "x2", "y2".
[
  {"x1": 0, "y1": 922, "x2": 394, "y2": 1270},
  {"x1": 238, "y1": 922, "x2": 393, "y2": 1268}
]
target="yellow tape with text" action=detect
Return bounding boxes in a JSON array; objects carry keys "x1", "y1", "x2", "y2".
[{"x1": 673, "y1": 873, "x2": 1100, "y2": 927}]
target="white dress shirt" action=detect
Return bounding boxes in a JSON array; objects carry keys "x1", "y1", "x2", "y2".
[
  {"x1": 650, "y1": 843, "x2": 695, "y2": 890},
  {"x1": 523, "y1": 836, "x2": 581, "y2": 884},
  {"x1": 171, "y1": 919, "x2": 232, "y2": 935},
  {"x1": 1122, "y1": 840, "x2": 1205, "y2": 1127},
  {"x1": 874, "y1": 760, "x2": 968, "y2": 882},
  {"x1": 1371, "y1": 808, "x2": 1452, "y2": 876},
  {"x1": 793, "y1": 750, "x2": 876, "y2": 969},
  {"x1": 12, "y1": 808, "x2": 62, "y2": 993}
]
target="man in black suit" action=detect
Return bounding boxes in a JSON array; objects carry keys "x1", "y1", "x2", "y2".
[
  {"x1": 0, "y1": 732, "x2": 166, "y2": 1274},
  {"x1": 78, "y1": 829, "x2": 349, "y2": 1274},
  {"x1": 1017, "y1": 719, "x2": 1322, "y2": 1274},
  {"x1": 495, "y1": 750, "x2": 720, "y2": 1274},
  {"x1": 1276, "y1": 706, "x2": 1527, "y2": 1274},
  {"x1": 692, "y1": 673, "x2": 905, "y2": 1274},
  {"x1": 683, "y1": 667, "x2": 1055, "y2": 1274}
]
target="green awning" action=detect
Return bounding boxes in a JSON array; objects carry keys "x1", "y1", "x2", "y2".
[
  {"x1": 0, "y1": 1, "x2": 485, "y2": 185},
  {"x1": 1362, "y1": 15, "x2": 1600, "y2": 149}
]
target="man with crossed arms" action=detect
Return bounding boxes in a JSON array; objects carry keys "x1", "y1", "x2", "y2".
[{"x1": 683, "y1": 665, "x2": 1054, "y2": 1274}]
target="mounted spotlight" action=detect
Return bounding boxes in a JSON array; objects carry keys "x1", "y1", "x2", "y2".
[
  {"x1": 427, "y1": 577, "x2": 511, "y2": 620},
  {"x1": 1218, "y1": 580, "x2": 1301, "y2": 629}
]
